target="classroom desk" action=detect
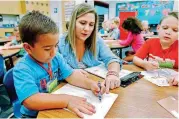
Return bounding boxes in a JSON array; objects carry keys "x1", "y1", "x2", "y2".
[
  {"x1": 144, "y1": 35, "x2": 159, "y2": 40},
  {"x1": 37, "y1": 65, "x2": 178, "y2": 118},
  {"x1": 1, "y1": 49, "x2": 20, "y2": 67},
  {"x1": 0, "y1": 39, "x2": 11, "y2": 45},
  {"x1": 104, "y1": 40, "x2": 129, "y2": 58}
]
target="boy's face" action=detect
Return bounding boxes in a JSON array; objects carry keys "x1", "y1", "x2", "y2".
[
  {"x1": 157, "y1": 16, "x2": 178, "y2": 46},
  {"x1": 24, "y1": 33, "x2": 59, "y2": 63}
]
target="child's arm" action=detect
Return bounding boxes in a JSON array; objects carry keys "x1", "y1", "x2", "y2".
[
  {"x1": 4, "y1": 41, "x2": 13, "y2": 47},
  {"x1": 119, "y1": 32, "x2": 133, "y2": 46},
  {"x1": 23, "y1": 93, "x2": 95, "y2": 118},
  {"x1": 66, "y1": 69, "x2": 106, "y2": 96},
  {"x1": 5, "y1": 44, "x2": 23, "y2": 49},
  {"x1": 133, "y1": 56, "x2": 159, "y2": 70}
]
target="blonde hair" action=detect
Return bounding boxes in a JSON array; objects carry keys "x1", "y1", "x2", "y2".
[
  {"x1": 141, "y1": 20, "x2": 149, "y2": 26},
  {"x1": 111, "y1": 17, "x2": 120, "y2": 25},
  {"x1": 67, "y1": 3, "x2": 98, "y2": 56}
]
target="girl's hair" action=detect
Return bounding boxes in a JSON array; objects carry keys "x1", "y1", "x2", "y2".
[
  {"x1": 159, "y1": 12, "x2": 178, "y2": 24},
  {"x1": 122, "y1": 17, "x2": 143, "y2": 34},
  {"x1": 67, "y1": 3, "x2": 98, "y2": 56}
]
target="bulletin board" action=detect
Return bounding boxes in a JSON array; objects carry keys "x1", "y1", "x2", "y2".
[{"x1": 116, "y1": 0, "x2": 174, "y2": 24}]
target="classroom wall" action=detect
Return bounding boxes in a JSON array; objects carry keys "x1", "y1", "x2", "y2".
[
  {"x1": 49, "y1": 1, "x2": 62, "y2": 34},
  {"x1": 108, "y1": 0, "x2": 177, "y2": 20},
  {"x1": 173, "y1": 0, "x2": 178, "y2": 12}
]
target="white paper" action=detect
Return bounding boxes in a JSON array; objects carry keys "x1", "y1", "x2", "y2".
[
  {"x1": 141, "y1": 68, "x2": 178, "y2": 86},
  {"x1": 171, "y1": 110, "x2": 179, "y2": 118},
  {"x1": 85, "y1": 64, "x2": 132, "y2": 79},
  {"x1": 52, "y1": 84, "x2": 118, "y2": 119}
]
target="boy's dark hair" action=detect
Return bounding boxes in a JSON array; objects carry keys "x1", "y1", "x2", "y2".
[
  {"x1": 19, "y1": 11, "x2": 59, "y2": 46},
  {"x1": 122, "y1": 17, "x2": 143, "y2": 34},
  {"x1": 159, "y1": 12, "x2": 178, "y2": 24}
]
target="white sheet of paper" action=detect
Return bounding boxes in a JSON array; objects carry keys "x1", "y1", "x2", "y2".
[
  {"x1": 85, "y1": 64, "x2": 132, "y2": 79},
  {"x1": 52, "y1": 84, "x2": 118, "y2": 119},
  {"x1": 141, "y1": 68, "x2": 178, "y2": 86}
]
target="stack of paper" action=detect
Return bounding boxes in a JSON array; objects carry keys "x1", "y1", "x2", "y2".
[
  {"x1": 85, "y1": 64, "x2": 132, "y2": 79},
  {"x1": 52, "y1": 84, "x2": 118, "y2": 119},
  {"x1": 141, "y1": 68, "x2": 178, "y2": 86}
]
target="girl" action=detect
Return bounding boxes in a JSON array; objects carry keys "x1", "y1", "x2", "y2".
[{"x1": 119, "y1": 17, "x2": 145, "y2": 62}]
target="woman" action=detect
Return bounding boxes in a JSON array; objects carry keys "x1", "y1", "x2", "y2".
[{"x1": 58, "y1": 3, "x2": 122, "y2": 93}]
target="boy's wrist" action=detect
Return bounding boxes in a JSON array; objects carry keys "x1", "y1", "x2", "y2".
[{"x1": 62, "y1": 94, "x2": 71, "y2": 108}]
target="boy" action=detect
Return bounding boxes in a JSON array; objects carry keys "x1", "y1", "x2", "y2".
[
  {"x1": 133, "y1": 12, "x2": 178, "y2": 86},
  {"x1": 13, "y1": 11, "x2": 105, "y2": 118}
]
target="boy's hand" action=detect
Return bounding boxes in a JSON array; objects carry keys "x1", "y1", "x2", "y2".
[
  {"x1": 105, "y1": 75, "x2": 120, "y2": 94},
  {"x1": 169, "y1": 74, "x2": 178, "y2": 86},
  {"x1": 90, "y1": 81, "x2": 106, "y2": 96},
  {"x1": 144, "y1": 61, "x2": 159, "y2": 71},
  {"x1": 67, "y1": 96, "x2": 96, "y2": 118}
]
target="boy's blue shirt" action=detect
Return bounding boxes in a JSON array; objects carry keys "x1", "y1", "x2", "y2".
[
  {"x1": 58, "y1": 34, "x2": 121, "y2": 69},
  {"x1": 13, "y1": 53, "x2": 73, "y2": 117}
]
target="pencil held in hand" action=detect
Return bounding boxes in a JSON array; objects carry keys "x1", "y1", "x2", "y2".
[{"x1": 98, "y1": 81, "x2": 102, "y2": 102}]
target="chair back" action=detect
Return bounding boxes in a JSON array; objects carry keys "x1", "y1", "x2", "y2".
[
  {"x1": 0, "y1": 55, "x2": 5, "y2": 83},
  {"x1": 3, "y1": 68, "x2": 21, "y2": 118}
]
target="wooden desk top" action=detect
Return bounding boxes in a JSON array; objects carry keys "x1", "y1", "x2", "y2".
[
  {"x1": 104, "y1": 40, "x2": 128, "y2": 49},
  {"x1": 0, "y1": 39, "x2": 11, "y2": 43},
  {"x1": 37, "y1": 65, "x2": 178, "y2": 118},
  {"x1": 144, "y1": 35, "x2": 159, "y2": 39},
  {"x1": 1, "y1": 49, "x2": 20, "y2": 58}
]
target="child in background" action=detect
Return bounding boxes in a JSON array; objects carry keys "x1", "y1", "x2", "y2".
[
  {"x1": 4, "y1": 26, "x2": 22, "y2": 48},
  {"x1": 99, "y1": 20, "x2": 109, "y2": 35},
  {"x1": 133, "y1": 12, "x2": 178, "y2": 86},
  {"x1": 3, "y1": 26, "x2": 25, "y2": 57},
  {"x1": 141, "y1": 20, "x2": 154, "y2": 37},
  {"x1": 119, "y1": 17, "x2": 145, "y2": 62},
  {"x1": 106, "y1": 17, "x2": 120, "y2": 40},
  {"x1": 14, "y1": 11, "x2": 105, "y2": 118}
]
